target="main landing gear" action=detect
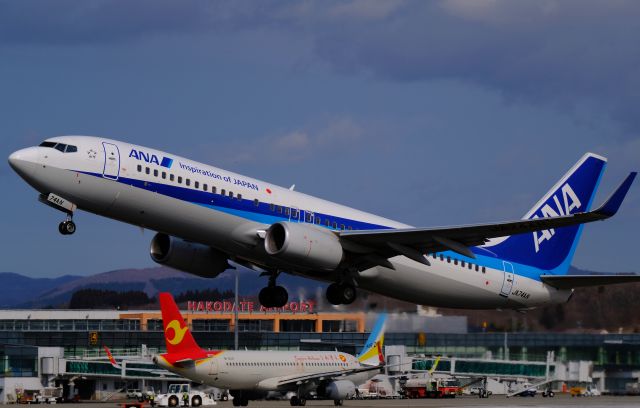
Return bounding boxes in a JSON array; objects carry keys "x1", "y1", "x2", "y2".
[
  {"x1": 326, "y1": 282, "x2": 357, "y2": 306},
  {"x1": 259, "y1": 271, "x2": 288, "y2": 308},
  {"x1": 289, "y1": 396, "x2": 306, "y2": 406},
  {"x1": 58, "y1": 215, "x2": 76, "y2": 235}
]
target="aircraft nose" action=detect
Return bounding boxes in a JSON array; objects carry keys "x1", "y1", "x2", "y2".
[{"x1": 8, "y1": 147, "x2": 39, "y2": 179}]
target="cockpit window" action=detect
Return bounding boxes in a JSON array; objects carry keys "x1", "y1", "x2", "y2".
[{"x1": 38, "y1": 141, "x2": 78, "y2": 153}]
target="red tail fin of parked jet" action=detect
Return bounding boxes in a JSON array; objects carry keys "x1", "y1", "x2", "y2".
[{"x1": 159, "y1": 292, "x2": 202, "y2": 355}]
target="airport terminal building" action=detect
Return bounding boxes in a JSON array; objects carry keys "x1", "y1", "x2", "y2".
[{"x1": 0, "y1": 305, "x2": 639, "y2": 401}]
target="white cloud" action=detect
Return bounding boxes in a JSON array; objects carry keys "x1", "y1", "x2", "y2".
[
  {"x1": 327, "y1": 0, "x2": 406, "y2": 21},
  {"x1": 201, "y1": 116, "x2": 366, "y2": 166}
]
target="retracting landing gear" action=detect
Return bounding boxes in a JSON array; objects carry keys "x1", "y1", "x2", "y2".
[
  {"x1": 326, "y1": 282, "x2": 357, "y2": 306},
  {"x1": 58, "y1": 215, "x2": 76, "y2": 235},
  {"x1": 258, "y1": 270, "x2": 288, "y2": 308}
]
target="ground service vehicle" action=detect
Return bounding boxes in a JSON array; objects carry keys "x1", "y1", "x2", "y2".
[
  {"x1": 404, "y1": 378, "x2": 460, "y2": 398},
  {"x1": 155, "y1": 384, "x2": 216, "y2": 407}
]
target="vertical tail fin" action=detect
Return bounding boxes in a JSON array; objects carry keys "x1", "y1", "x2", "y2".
[
  {"x1": 357, "y1": 314, "x2": 387, "y2": 366},
  {"x1": 159, "y1": 292, "x2": 202, "y2": 354},
  {"x1": 483, "y1": 153, "x2": 607, "y2": 274}
]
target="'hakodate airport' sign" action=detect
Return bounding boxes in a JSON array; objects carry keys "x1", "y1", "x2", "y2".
[{"x1": 186, "y1": 300, "x2": 315, "y2": 314}]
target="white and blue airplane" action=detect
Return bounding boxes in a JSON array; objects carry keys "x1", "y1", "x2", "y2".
[{"x1": 8, "y1": 136, "x2": 637, "y2": 309}]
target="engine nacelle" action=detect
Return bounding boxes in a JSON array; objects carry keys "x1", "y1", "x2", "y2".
[
  {"x1": 150, "y1": 233, "x2": 229, "y2": 278},
  {"x1": 324, "y1": 380, "x2": 356, "y2": 400},
  {"x1": 264, "y1": 222, "x2": 343, "y2": 270}
]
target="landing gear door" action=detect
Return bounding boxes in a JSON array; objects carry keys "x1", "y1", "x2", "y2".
[
  {"x1": 500, "y1": 261, "x2": 515, "y2": 298},
  {"x1": 102, "y1": 142, "x2": 120, "y2": 180}
]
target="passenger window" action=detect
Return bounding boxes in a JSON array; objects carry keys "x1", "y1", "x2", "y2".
[
  {"x1": 170, "y1": 174, "x2": 175, "y2": 182},
  {"x1": 54, "y1": 143, "x2": 66, "y2": 152},
  {"x1": 237, "y1": 193, "x2": 242, "y2": 201},
  {"x1": 440, "y1": 254, "x2": 444, "y2": 261},
  {"x1": 254, "y1": 199, "x2": 259, "y2": 207},
  {"x1": 221, "y1": 189, "x2": 226, "y2": 196},
  {"x1": 145, "y1": 167, "x2": 150, "y2": 175},
  {"x1": 269, "y1": 203, "x2": 275, "y2": 212},
  {"x1": 229, "y1": 191, "x2": 233, "y2": 198},
  {"x1": 137, "y1": 165, "x2": 142, "y2": 172},
  {"x1": 212, "y1": 186, "x2": 217, "y2": 194},
  {"x1": 65, "y1": 145, "x2": 78, "y2": 153},
  {"x1": 186, "y1": 179, "x2": 191, "y2": 186},
  {"x1": 475, "y1": 265, "x2": 479, "y2": 272},
  {"x1": 325, "y1": 219, "x2": 330, "y2": 227},
  {"x1": 447, "y1": 256, "x2": 451, "y2": 263},
  {"x1": 482, "y1": 267, "x2": 486, "y2": 273},
  {"x1": 178, "y1": 176, "x2": 182, "y2": 184},
  {"x1": 194, "y1": 181, "x2": 199, "y2": 189},
  {"x1": 332, "y1": 221, "x2": 338, "y2": 229},
  {"x1": 468, "y1": 263, "x2": 472, "y2": 270},
  {"x1": 461, "y1": 261, "x2": 465, "y2": 267},
  {"x1": 277, "y1": 205, "x2": 282, "y2": 214},
  {"x1": 203, "y1": 183, "x2": 207, "y2": 191},
  {"x1": 153, "y1": 169, "x2": 158, "y2": 177},
  {"x1": 162, "y1": 172, "x2": 167, "y2": 179},
  {"x1": 454, "y1": 259, "x2": 458, "y2": 265}
]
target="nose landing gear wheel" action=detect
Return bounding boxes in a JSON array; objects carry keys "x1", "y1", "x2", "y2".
[{"x1": 58, "y1": 220, "x2": 76, "y2": 235}]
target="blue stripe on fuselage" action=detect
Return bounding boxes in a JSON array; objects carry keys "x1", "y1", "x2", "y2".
[
  {"x1": 79, "y1": 171, "x2": 392, "y2": 232},
  {"x1": 78, "y1": 171, "x2": 560, "y2": 282}
]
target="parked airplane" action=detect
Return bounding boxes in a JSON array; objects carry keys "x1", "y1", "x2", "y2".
[
  {"x1": 8, "y1": 136, "x2": 638, "y2": 309},
  {"x1": 153, "y1": 292, "x2": 386, "y2": 406}
]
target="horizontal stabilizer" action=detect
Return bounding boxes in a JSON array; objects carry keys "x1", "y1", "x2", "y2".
[
  {"x1": 594, "y1": 172, "x2": 637, "y2": 216},
  {"x1": 541, "y1": 274, "x2": 640, "y2": 289}
]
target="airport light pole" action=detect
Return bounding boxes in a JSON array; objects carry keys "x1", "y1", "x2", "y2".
[{"x1": 234, "y1": 268, "x2": 239, "y2": 351}]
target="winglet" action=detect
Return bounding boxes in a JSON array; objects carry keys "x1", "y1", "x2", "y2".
[
  {"x1": 595, "y1": 172, "x2": 637, "y2": 217},
  {"x1": 376, "y1": 340, "x2": 385, "y2": 366},
  {"x1": 104, "y1": 346, "x2": 121, "y2": 369}
]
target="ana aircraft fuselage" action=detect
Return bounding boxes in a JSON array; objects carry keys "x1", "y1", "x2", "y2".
[{"x1": 10, "y1": 135, "x2": 632, "y2": 310}]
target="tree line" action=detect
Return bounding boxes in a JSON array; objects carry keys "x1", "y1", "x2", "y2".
[{"x1": 68, "y1": 288, "x2": 235, "y2": 309}]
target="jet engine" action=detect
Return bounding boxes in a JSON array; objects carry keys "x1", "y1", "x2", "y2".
[
  {"x1": 324, "y1": 380, "x2": 356, "y2": 400},
  {"x1": 150, "y1": 233, "x2": 230, "y2": 278},
  {"x1": 264, "y1": 222, "x2": 343, "y2": 270}
]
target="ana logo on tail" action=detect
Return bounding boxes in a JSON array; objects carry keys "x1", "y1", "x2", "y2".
[
  {"x1": 531, "y1": 183, "x2": 582, "y2": 253},
  {"x1": 165, "y1": 319, "x2": 188, "y2": 345}
]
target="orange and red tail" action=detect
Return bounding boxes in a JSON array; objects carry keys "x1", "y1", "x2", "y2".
[{"x1": 159, "y1": 292, "x2": 202, "y2": 354}]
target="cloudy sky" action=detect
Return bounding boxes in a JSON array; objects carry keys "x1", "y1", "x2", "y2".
[{"x1": 1, "y1": 0, "x2": 639, "y2": 277}]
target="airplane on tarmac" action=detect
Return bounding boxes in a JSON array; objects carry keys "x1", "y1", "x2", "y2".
[
  {"x1": 8, "y1": 136, "x2": 639, "y2": 309},
  {"x1": 153, "y1": 292, "x2": 387, "y2": 406}
]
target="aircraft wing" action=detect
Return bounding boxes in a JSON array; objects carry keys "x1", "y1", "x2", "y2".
[
  {"x1": 257, "y1": 364, "x2": 383, "y2": 390},
  {"x1": 338, "y1": 172, "x2": 636, "y2": 269},
  {"x1": 540, "y1": 274, "x2": 640, "y2": 289}
]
